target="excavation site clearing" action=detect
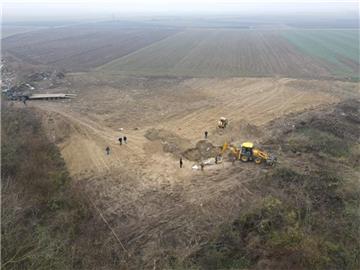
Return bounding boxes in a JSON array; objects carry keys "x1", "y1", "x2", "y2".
[{"x1": 2, "y1": 17, "x2": 359, "y2": 269}]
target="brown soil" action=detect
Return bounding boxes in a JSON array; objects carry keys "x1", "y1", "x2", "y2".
[
  {"x1": 19, "y1": 75, "x2": 359, "y2": 268},
  {"x1": 2, "y1": 25, "x2": 178, "y2": 72},
  {"x1": 183, "y1": 140, "x2": 220, "y2": 161}
]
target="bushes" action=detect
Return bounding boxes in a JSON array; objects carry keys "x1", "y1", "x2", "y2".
[
  {"x1": 185, "y1": 166, "x2": 359, "y2": 270},
  {"x1": 1, "y1": 104, "x2": 122, "y2": 270},
  {"x1": 286, "y1": 128, "x2": 350, "y2": 157},
  {"x1": 1, "y1": 105, "x2": 76, "y2": 269}
]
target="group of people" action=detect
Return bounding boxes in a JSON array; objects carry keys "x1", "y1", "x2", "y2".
[
  {"x1": 118, "y1": 136, "x2": 127, "y2": 145},
  {"x1": 105, "y1": 135, "x2": 128, "y2": 155},
  {"x1": 106, "y1": 130, "x2": 217, "y2": 170}
]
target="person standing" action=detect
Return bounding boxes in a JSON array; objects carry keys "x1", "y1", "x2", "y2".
[
  {"x1": 123, "y1": 136, "x2": 127, "y2": 144},
  {"x1": 106, "y1": 146, "x2": 110, "y2": 155},
  {"x1": 118, "y1": 137, "x2": 122, "y2": 145},
  {"x1": 204, "y1": 131, "x2": 208, "y2": 139},
  {"x1": 200, "y1": 162, "x2": 205, "y2": 171},
  {"x1": 180, "y1": 157, "x2": 183, "y2": 168}
]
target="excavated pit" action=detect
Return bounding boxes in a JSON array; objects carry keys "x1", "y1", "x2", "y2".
[{"x1": 182, "y1": 140, "x2": 220, "y2": 162}]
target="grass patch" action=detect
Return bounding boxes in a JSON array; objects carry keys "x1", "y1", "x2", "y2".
[{"x1": 282, "y1": 30, "x2": 359, "y2": 77}]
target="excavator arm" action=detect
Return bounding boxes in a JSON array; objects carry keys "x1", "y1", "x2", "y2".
[{"x1": 221, "y1": 142, "x2": 240, "y2": 159}]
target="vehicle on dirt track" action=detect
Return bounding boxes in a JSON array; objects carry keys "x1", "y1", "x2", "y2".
[
  {"x1": 240, "y1": 142, "x2": 277, "y2": 165},
  {"x1": 218, "y1": 117, "x2": 228, "y2": 128},
  {"x1": 220, "y1": 141, "x2": 276, "y2": 166}
]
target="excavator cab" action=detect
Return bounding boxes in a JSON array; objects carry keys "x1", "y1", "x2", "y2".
[{"x1": 240, "y1": 142, "x2": 254, "y2": 162}]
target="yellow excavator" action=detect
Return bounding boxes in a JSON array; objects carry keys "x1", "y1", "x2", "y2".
[
  {"x1": 220, "y1": 141, "x2": 276, "y2": 166},
  {"x1": 240, "y1": 142, "x2": 276, "y2": 165}
]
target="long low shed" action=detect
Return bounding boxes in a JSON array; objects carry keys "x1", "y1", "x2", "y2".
[{"x1": 28, "y1": 94, "x2": 76, "y2": 100}]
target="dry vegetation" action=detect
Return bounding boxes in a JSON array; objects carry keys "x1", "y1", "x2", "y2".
[
  {"x1": 182, "y1": 100, "x2": 360, "y2": 269},
  {"x1": 1, "y1": 103, "x2": 128, "y2": 270},
  {"x1": 2, "y1": 73, "x2": 356, "y2": 269},
  {"x1": 2, "y1": 19, "x2": 360, "y2": 270}
]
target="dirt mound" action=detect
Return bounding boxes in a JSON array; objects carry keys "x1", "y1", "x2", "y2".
[
  {"x1": 144, "y1": 128, "x2": 192, "y2": 157},
  {"x1": 211, "y1": 119, "x2": 263, "y2": 146},
  {"x1": 263, "y1": 100, "x2": 360, "y2": 167},
  {"x1": 182, "y1": 140, "x2": 220, "y2": 161},
  {"x1": 145, "y1": 129, "x2": 220, "y2": 161},
  {"x1": 268, "y1": 99, "x2": 360, "y2": 141}
]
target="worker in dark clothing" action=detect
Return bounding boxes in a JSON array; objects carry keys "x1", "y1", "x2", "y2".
[
  {"x1": 106, "y1": 146, "x2": 110, "y2": 155},
  {"x1": 180, "y1": 157, "x2": 183, "y2": 168},
  {"x1": 123, "y1": 136, "x2": 127, "y2": 144},
  {"x1": 200, "y1": 162, "x2": 205, "y2": 171},
  {"x1": 118, "y1": 137, "x2": 122, "y2": 145},
  {"x1": 215, "y1": 155, "x2": 218, "y2": 164},
  {"x1": 204, "y1": 131, "x2": 208, "y2": 139}
]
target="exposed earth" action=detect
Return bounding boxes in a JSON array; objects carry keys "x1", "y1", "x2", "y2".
[
  {"x1": 2, "y1": 21, "x2": 359, "y2": 268},
  {"x1": 7, "y1": 71, "x2": 357, "y2": 267}
]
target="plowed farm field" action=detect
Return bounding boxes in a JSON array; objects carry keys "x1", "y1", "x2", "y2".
[
  {"x1": 100, "y1": 29, "x2": 359, "y2": 79},
  {"x1": 2, "y1": 23, "x2": 179, "y2": 72}
]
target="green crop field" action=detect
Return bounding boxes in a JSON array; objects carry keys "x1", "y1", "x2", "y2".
[
  {"x1": 282, "y1": 29, "x2": 359, "y2": 77},
  {"x1": 99, "y1": 29, "x2": 359, "y2": 79}
]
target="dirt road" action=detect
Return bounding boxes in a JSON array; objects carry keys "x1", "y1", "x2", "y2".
[{"x1": 26, "y1": 76, "x2": 355, "y2": 267}]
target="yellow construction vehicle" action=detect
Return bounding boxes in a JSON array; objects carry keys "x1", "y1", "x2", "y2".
[
  {"x1": 220, "y1": 142, "x2": 239, "y2": 158},
  {"x1": 218, "y1": 117, "x2": 228, "y2": 129},
  {"x1": 240, "y1": 142, "x2": 276, "y2": 166},
  {"x1": 220, "y1": 141, "x2": 276, "y2": 165}
]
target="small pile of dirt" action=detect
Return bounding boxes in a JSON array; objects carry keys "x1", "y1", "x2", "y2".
[
  {"x1": 183, "y1": 140, "x2": 220, "y2": 161},
  {"x1": 145, "y1": 128, "x2": 192, "y2": 157}
]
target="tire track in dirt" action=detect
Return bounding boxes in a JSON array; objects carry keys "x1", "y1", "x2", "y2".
[
  {"x1": 31, "y1": 102, "x2": 191, "y2": 186},
  {"x1": 25, "y1": 76, "x2": 350, "y2": 267},
  {"x1": 161, "y1": 78, "x2": 338, "y2": 141}
]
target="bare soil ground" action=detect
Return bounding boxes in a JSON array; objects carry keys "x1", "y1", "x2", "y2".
[
  {"x1": 18, "y1": 74, "x2": 358, "y2": 268},
  {"x1": 99, "y1": 29, "x2": 356, "y2": 78},
  {"x1": 2, "y1": 23, "x2": 179, "y2": 72},
  {"x1": 4, "y1": 26, "x2": 358, "y2": 79}
]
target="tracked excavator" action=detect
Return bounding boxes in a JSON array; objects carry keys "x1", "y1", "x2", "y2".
[{"x1": 220, "y1": 141, "x2": 276, "y2": 166}]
